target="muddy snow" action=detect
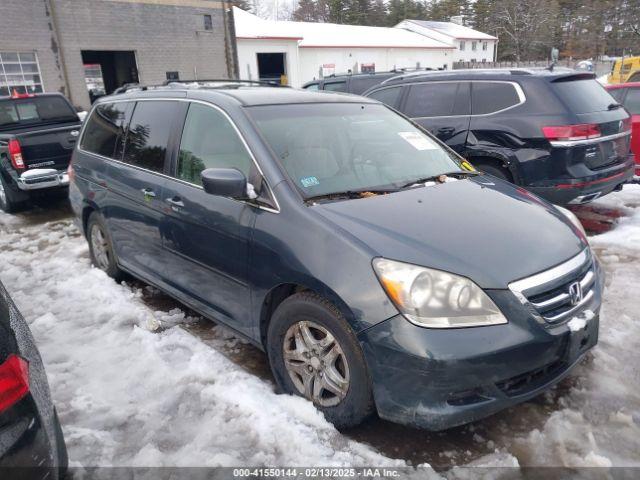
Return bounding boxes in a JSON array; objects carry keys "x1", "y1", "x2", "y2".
[{"x1": 1, "y1": 186, "x2": 639, "y2": 472}]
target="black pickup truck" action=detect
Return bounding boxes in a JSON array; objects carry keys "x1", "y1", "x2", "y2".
[{"x1": 0, "y1": 92, "x2": 81, "y2": 213}]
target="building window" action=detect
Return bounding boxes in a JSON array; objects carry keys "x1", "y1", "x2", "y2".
[
  {"x1": 0, "y1": 51, "x2": 43, "y2": 96},
  {"x1": 460, "y1": 41, "x2": 466, "y2": 51},
  {"x1": 203, "y1": 14, "x2": 213, "y2": 31},
  {"x1": 472, "y1": 41, "x2": 477, "y2": 51},
  {"x1": 482, "y1": 42, "x2": 488, "y2": 51},
  {"x1": 166, "y1": 71, "x2": 180, "y2": 81}
]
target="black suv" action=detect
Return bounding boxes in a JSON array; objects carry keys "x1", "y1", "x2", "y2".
[
  {"x1": 302, "y1": 70, "x2": 432, "y2": 95},
  {"x1": 364, "y1": 69, "x2": 634, "y2": 205}
]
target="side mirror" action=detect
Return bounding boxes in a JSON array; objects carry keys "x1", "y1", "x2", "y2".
[{"x1": 201, "y1": 168, "x2": 247, "y2": 199}]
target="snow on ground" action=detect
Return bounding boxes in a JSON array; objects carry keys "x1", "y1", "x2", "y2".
[
  {"x1": 0, "y1": 212, "x2": 416, "y2": 470},
  {"x1": 1, "y1": 186, "x2": 640, "y2": 470}
]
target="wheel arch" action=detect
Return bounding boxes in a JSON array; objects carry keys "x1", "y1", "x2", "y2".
[
  {"x1": 259, "y1": 281, "x2": 357, "y2": 349},
  {"x1": 466, "y1": 152, "x2": 520, "y2": 183}
]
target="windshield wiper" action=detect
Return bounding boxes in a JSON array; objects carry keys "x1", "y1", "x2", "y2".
[
  {"x1": 400, "y1": 170, "x2": 479, "y2": 189},
  {"x1": 306, "y1": 188, "x2": 397, "y2": 203}
]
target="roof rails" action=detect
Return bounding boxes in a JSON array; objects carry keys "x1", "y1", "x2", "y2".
[
  {"x1": 109, "y1": 79, "x2": 287, "y2": 95},
  {"x1": 163, "y1": 78, "x2": 287, "y2": 88}
]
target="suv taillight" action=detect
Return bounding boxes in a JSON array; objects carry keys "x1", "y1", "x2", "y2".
[
  {"x1": 0, "y1": 355, "x2": 29, "y2": 413},
  {"x1": 542, "y1": 124, "x2": 601, "y2": 142},
  {"x1": 8, "y1": 139, "x2": 25, "y2": 170}
]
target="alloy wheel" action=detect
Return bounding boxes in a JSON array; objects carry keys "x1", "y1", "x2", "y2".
[
  {"x1": 0, "y1": 178, "x2": 6, "y2": 207},
  {"x1": 283, "y1": 320, "x2": 350, "y2": 407},
  {"x1": 90, "y1": 224, "x2": 111, "y2": 271}
]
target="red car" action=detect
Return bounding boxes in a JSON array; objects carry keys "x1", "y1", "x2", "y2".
[{"x1": 606, "y1": 82, "x2": 640, "y2": 175}]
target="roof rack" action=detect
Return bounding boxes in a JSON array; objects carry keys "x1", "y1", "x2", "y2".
[
  {"x1": 109, "y1": 79, "x2": 286, "y2": 95},
  {"x1": 163, "y1": 78, "x2": 287, "y2": 88}
]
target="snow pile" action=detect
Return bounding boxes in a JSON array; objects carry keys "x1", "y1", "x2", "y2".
[
  {"x1": 2, "y1": 184, "x2": 640, "y2": 470},
  {"x1": 495, "y1": 185, "x2": 640, "y2": 467},
  {"x1": 0, "y1": 215, "x2": 413, "y2": 468}
]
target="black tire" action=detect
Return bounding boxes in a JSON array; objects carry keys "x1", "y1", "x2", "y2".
[
  {"x1": 0, "y1": 173, "x2": 26, "y2": 214},
  {"x1": 474, "y1": 161, "x2": 513, "y2": 182},
  {"x1": 86, "y1": 212, "x2": 124, "y2": 281},
  {"x1": 267, "y1": 292, "x2": 374, "y2": 428}
]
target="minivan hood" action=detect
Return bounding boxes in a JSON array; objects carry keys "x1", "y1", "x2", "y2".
[{"x1": 313, "y1": 177, "x2": 587, "y2": 289}]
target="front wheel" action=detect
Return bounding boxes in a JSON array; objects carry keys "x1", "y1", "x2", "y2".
[{"x1": 267, "y1": 292, "x2": 374, "y2": 428}]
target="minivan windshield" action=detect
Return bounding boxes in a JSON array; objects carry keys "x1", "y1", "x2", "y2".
[{"x1": 247, "y1": 103, "x2": 465, "y2": 199}]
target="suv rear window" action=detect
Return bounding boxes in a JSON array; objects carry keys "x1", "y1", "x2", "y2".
[
  {"x1": 553, "y1": 79, "x2": 616, "y2": 114},
  {"x1": 323, "y1": 81, "x2": 347, "y2": 92},
  {"x1": 471, "y1": 82, "x2": 521, "y2": 115},
  {"x1": 623, "y1": 88, "x2": 640, "y2": 114},
  {"x1": 350, "y1": 76, "x2": 391, "y2": 95},
  {"x1": 0, "y1": 96, "x2": 77, "y2": 128},
  {"x1": 81, "y1": 102, "x2": 131, "y2": 159}
]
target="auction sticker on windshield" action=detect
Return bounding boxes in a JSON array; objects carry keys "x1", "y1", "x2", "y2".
[{"x1": 398, "y1": 132, "x2": 439, "y2": 151}]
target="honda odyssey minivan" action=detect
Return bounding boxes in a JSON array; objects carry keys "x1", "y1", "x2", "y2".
[{"x1": 69, "y1": 82, "x2": 603, "y2": 430}]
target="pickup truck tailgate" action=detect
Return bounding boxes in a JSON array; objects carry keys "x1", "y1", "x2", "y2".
[{"x1": 16, "y1": 124, "x2": 80, "y2": 170}]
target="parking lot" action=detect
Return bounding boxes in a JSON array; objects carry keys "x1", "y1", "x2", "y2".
[{"x1": 1, "y1": 185, "x2": 639, "y2": 470}]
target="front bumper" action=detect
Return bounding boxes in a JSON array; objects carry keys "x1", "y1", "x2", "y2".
[
  {"x1": 16, "y1": 169, "x2": 69, "y2": 192},
  {"x1": 358, "y1": 258, "x2": 603, "y2": 431}
]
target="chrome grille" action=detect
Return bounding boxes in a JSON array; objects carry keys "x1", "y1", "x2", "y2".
[{"x1": 509, "y1": 249, "x2": 596, "y2": 323}]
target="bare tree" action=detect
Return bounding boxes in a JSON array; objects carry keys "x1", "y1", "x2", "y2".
[{"x1": 490, "y1": 0, "x2": 559, "y2": 63}]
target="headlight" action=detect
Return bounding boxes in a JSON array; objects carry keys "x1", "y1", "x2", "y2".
[
  {"x1": 556, "y1": 206, "x2": 587, "y2": 239},
  {"x1": 373, "y1": 258, "x2": 507, "y2": 328}
]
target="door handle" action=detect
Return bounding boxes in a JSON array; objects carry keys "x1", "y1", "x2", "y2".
[
  {"x1": 141, "y1": 188, "x2": 156, "y2": 198},
  {"x1": 166, "y1": 196, "x2": 184, "y2": 210},
  {"x1": 436, "y1": 127, "x2": 455, "y2": 135}
]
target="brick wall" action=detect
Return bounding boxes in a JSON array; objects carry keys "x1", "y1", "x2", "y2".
[
  {"x1": 1, "y1": 0, "x2": 231, "y2": 109},
  {"x1": 0, "y1": 0, "x2": 67, "y2": 96}
]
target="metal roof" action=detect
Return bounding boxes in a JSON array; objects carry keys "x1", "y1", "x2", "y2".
[
  {"x1": 404, "y1": 20, "x2": 498, "y2": 41},
  {"x1": 234, "y1": 8, "x2": 455, "y2": 50}
]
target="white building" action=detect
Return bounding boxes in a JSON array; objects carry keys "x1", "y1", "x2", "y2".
[
  {"x1": 395, "y1": 20, "x2": 498, "y2": 63},
  {"x1": 234, "y1": 8, "x2": 455, "y2": 88}
]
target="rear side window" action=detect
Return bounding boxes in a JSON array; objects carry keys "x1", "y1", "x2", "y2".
[
  {"x1": 471, "y1": 82, "x2": 521, "y2": 115},
  {"x1": 350, "y1": 76, "x2": 389, "y2": 95},
  {"x1": 123, "y1": 101, "x2": 176, "y2": 173},
  {"x1": 81, "y1": 102, "x2": 130, "y2": 159},
  {"x1": 404, "y1": 82, "x2": 469, "y2": 117},
  {"x1": 304, "y1": 83, "x2": 319, "y2": 91},
  {"x1": 323, "y1": 81, "x2": 347, "y2": 92},
  {"x1": 177, "y1": 103, "x2": 253, "y2": 185},
  {"x1": 623, "y1": 88, "x2": 640, "y2": 115},
  {"x1": 0, "y1": 96, "x2": 77, "y2": 128},
  {"x1": 608, "y1": 89, "x2": 625, "y2": 102},
  {"x1": 367, "y1": 87, "x2": 402, "y2": 108},
  {"x1": 552, "y1": 79, "x2": 616, "y2": 114}
]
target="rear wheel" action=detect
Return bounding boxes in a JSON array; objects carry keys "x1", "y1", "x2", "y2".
[
  {"x1": 87, "y1": 212, "x2": 124, "y2": 281},
  {"x1": 473, "y1": 161, "x2": 513, "y2": 183},
  {"x1": 0, "y1": 174, "x2": 26, "y2": 213},
  {"x1": 267, "y1": 292, "x2": 374, "y2": 428}
]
